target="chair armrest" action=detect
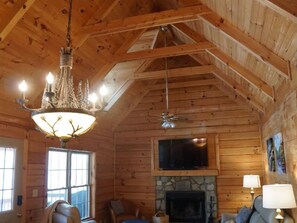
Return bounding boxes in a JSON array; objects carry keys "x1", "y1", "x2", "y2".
[{"x1": 221, "y1": 213, "x2": 237, "y2": 223}]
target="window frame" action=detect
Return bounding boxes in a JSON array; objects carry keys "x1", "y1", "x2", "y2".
[{"x1": 46, "y1": 148, "x2": 93, "y2": 220}]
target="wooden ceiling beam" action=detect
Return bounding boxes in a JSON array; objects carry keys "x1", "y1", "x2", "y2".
[
  {"x1": 171, "y1": 23, "x2": 206, "y2": 42},
  {"x1": 0, "y1": 0, "x2": 36, "y2": 42},
  {"x1": 80, "y1": 5, "x2": 210, "y2": 37},
  {"x1": 213, "y1": 69, "x2": 265, "y2": 113},
  {"x1": 151, "y1": 78, "x2": 220, "y2": 90},
  {"x1": 113, "y1": 42, "x2": 215, "y2": 63},
  {"x1": 188, "y1": 51, "x2": 263, "y2": 113},
  {"x1": 174, "y1": 23, "x2": 274, "y2": 100},
  {"x1": 207, "y1": 49, "x2": 274, "y2": 100},
  {"x1": 133, "y1": 65, "x2": 216, "y2": 80},
  {"x1": 200, "y1": 12, "x2": 291, "y2": 79}
]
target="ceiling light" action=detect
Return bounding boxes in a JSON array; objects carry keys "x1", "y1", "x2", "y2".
[{"x1": 16, "y1": 0, "x2": 107, "y2": 147}]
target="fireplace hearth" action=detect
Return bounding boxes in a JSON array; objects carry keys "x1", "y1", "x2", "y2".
[{"x1": 166, "y1": 191, "x2": 205, "y2": 223}]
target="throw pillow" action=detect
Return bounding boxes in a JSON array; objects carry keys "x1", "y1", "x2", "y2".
[
  {"x1": 235, "y1": 206, "x2": 252, "y2": 223},
  {"x1": 110, "y1": 200, "x2": 124, "y2": 215}
]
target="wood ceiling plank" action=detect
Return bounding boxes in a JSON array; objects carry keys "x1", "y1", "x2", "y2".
[
  {"x1": 200, "y1": 12, "x2": 291, "y2": 79},
  {"x1": 80, "y1": 5, "x2": 210, "y2": 37},
  {"x1": 90, "y1": 29, "x2": 147, "y2": 88},
  {"x1": 188, "y1": 52, "x2": 263, "y2": 113},
  {"x1": 114, "y1": 42, "x2": 215, "y2": 63},
  {"x1": 171, "y1": 23, "x2": 206, "y2": 42},
  {"x1": 213, "y1": 68, "x2": 265, "y2": 113},
  {"x1": 207, "y1": 48, "x2": 274, "y2": 100},
  {"x1": 133, "y1": 65, "x2": 216, "y2": 80},
  {"x1": 174, "y1": 22, "x2": 274, "y2": 100},
  {"x1": 0, "y1": 0, "x2": 36, "y2": 42},
  {"x1": 257, "y1": 0, "x2": 297, "y2": 24},
  {"x1": 72, "y1": 0, "x2": 120, "y2": 49}
]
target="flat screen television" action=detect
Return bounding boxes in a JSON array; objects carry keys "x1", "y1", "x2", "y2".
[{"x1": 158, "y1": 137, "x2": 208, "y2": 170}]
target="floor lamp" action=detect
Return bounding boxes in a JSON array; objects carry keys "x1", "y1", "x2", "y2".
[
  {"x1": 263, "y1": 184, "x2": 296, "y2": 220},
  {"x1": 243, "y1": 175, "x2": 261, "y2": 204}
]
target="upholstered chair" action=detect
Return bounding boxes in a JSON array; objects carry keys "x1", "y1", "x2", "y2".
[{"x1": 108, "y1": 199, "x2": 140, "y2": 223}]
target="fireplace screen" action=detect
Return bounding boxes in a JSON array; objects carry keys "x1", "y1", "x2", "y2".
[{"x1": 166, "y1": 191, "x2": 206, "y2": 222}]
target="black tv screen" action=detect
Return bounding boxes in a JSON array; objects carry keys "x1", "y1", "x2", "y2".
[{"x1": 158, "y1": 138, "x2": 208, "y2": 170}]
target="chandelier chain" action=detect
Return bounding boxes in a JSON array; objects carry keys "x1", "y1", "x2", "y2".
[
  {"x1": 66, "y1": 0, "x2": 73, "y2": 47},
  {"x1": 163, "y1": 27, "x2": 169, "y2": 112}
]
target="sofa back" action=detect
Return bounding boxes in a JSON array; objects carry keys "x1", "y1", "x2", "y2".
[{"x1": 250, "y1": 196, "x2": 294, "y2": 223}]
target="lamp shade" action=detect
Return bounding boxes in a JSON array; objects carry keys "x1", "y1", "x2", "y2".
[
  {"x1": 263, "y1": 184, "x2": 297, "y2": 209},
  {"x1": 243, "y1": 175, "x2": 261, "y2": 188}
]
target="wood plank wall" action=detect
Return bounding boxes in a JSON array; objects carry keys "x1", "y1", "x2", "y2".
[
  {"x1": 261, "y1": 72, "x2": 297, "y2": 220},
  {"x1": 0, "y1": 110, "x2": 114, "y2": 223},
  {"x1": 114, "y1": 84, "x2": 263, "y2": 219}
]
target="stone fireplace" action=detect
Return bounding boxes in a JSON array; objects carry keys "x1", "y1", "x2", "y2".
[{"x1": 155, "y1": 176, "x2": 217, "y2": 222}]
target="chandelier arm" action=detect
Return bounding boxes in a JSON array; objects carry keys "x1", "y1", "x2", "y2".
[
  {"x1": 16, "y1": 99, "x2": 44, "y2": 112},
  {"x1": 69, "y1": 120, "x2": 83, "y2": 138}
]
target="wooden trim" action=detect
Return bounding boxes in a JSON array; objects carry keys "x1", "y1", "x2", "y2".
[
  {"x1": 0, "y1": 0, "x2": 36, "y2": 42},
  {"x1": 200, "y1": 12, "x2": 290, "y2": 79},
  {"x1": 207, "y1": 49, "x2": 274, "y2": 100},
  {"x1": 114, "y1": 42, "x2": 215, "y2": 63},
  {"x1": 21, "y1": 137, "x2": 29, "y2": 223},
  {"x1": 81, "y1": 5, "x2": 210, "y2": 37},
  {"x1": 150, "y1": 135, "x2": 219, "y2": 177},
  {"x1": 133, "y1": 65, "x2": 216, "y2": 80},
  {"x1": 152, "y1": 169, "x2": 219, "y2": 176}
]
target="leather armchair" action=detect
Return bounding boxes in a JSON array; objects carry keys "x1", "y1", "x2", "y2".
[
  {"x1": 52, "y1": 202, "x2": 96, "y2": 223},
  {"x1": 108, "y1": 199, "x2": 140, "y2": 223}
]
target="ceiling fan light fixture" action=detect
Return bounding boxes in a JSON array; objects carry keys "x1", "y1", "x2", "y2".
[{"x1": 16, "y1": 0, "x2": 106, "y2": 147}]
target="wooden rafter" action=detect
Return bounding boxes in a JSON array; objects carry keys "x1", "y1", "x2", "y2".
[
  {"x1": 0, "y1": 0, "x2": 36, "y2": 42},
  {"x1": 133, "y1": 65, "x2": 216, "y2": 80},
  {"x1": 213, "y1": 68, "x2": 265, "y2": 113},
  {"x1": 188, "y1": 52, "x2": 264, "y2": 113},
  {"x1": 172, "y1": 23, "x2": 206, "y2": 42},
  {"x1": 207, "y1": 49, "x2": 274, "y2": 100},
  {"x1": 200, "y1": 12, "x2": 291, "y2": 79},
  {"x1": 173, "y1": 23, "x2": 274, "y2": 100},
  {"x1": 113, "y1": 42, "x2": 215, "y2": 63},
  {"x1": 80, "y1": 5, "x2": 210, "y2": 37}
]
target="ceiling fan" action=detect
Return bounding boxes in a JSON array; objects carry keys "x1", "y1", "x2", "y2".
[{"x1": 160, "y1": 26, "x2": 181, "y2": 129}]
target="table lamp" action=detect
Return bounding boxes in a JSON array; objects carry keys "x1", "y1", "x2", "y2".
[
  {"x1": 263, "y1": 184, "x2": 297, "y2": 220},
  {"x1": 243, "y1": 175, "x2": 261, "y2": 202}
]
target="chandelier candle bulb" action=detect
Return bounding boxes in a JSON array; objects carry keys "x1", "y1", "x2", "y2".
[
  {"x1": 46, "y1": 72, "x2": 54, "y2": 92},
  {"x1": 99, "y1": 85, "x2": 108, "y2": 104},
  {"x1": 89, "y1": 93, "x2": 98, "y2": 110},
  {"x1": 18, "y1": 80, "x2": 28, "y2": 100}
]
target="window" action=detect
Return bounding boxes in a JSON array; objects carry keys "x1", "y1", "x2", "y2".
[
  {"x1": 0, "y1": 147, "x2": 16, "y2": 212},
  {"x1": 47, "y1": 149, "x2": 92, "y2": 219}
]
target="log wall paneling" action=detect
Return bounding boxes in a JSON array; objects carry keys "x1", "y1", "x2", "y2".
[
  {"x1": 0, "y1": 122, "x2": 114, "y2": 223},
  {"x1": 114, "y1": 84, "x2": 263, "y2": 218}
]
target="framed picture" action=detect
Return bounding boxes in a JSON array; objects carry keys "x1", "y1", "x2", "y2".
[
  {"x1": 273, "y1": 132, "x2": 286, "y2": 174},
  {"x1": 266, "y1": 137, "x2": 275, "y2": 172}
]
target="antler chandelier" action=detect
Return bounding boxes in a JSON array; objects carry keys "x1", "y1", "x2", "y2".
[{"x1": 17, "y1": 0, "x2": 107, "y2": 147}]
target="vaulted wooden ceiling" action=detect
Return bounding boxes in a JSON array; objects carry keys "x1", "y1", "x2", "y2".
[{"x1": 0, "y1": 0, "x2": 296, "y2": 129}]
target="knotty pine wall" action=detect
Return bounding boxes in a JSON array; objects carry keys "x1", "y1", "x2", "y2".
[
  {"x1": 114, "y1": 84, "x2": 263, "y2": 219},
  {"x1": 261, "y1": 72, "x2": 297, "y2": 220},
  {"x1": 0, "y1": 103, "x2": 114, "y2": 223}
]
